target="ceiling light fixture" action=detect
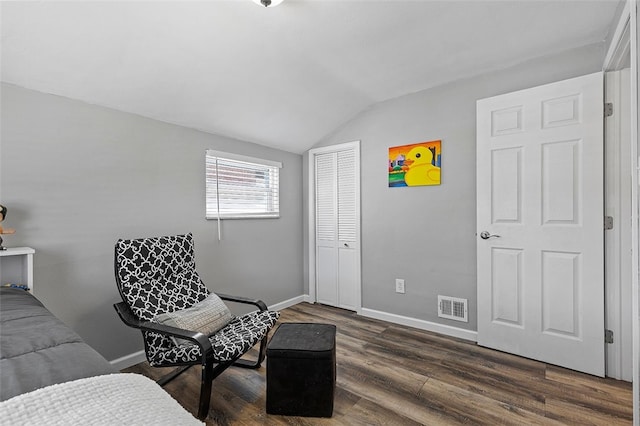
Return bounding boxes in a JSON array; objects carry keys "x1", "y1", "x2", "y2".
[{"x1": 252, "y1": 0, "x2": 284, "y2": 7}]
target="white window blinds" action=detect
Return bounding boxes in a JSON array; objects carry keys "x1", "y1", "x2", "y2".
[{"x1": 206, "y1": 150, "x2": 282, "y2": 219}]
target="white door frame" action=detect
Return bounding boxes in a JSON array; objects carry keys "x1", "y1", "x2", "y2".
[
  {"x1": 629, "y1": 0, "x2": 639, "y2": 424},
  {"x1": 604, "y1": 0, "x2": 638, "y2": 423},
  {"x1": 604, "y1": 2, "x2": 633, "y2": 381},
  {"x1": 605, "y1": 68, "x2": 632, "y2": 381},
  {"x1": 307, "y1": 141, "x2": 362, "y2": 312}
]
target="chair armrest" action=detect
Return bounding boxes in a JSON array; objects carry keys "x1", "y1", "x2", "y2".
[
  {"x1": 113, "y1": 302, "x2": 214, "y2": 358},
  {"x1": 216, "y1": 293, "x2": 268, "y2": 311}
]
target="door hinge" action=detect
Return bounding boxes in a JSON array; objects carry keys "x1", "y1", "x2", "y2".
[
  {"x1": 604, "y1": 216, "x2": 614, "y2": 230},
  {"x1": 605, "y1": 102, "x2": 614, "y2": 117},
  {"x1": 605, "y1": 329, "x2": 614, "y2": 344}
]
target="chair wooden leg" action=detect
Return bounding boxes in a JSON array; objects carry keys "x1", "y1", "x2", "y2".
[
  {"x1": 197, "y1": 361, "x2": 214, "y2": 420},
  {"x1": 257, "y1": 334, "x2": 268, "y2": 365},
  {"x1": 233, "y1": 335, "x2": 268, "y2": 369},
  {"x1": 157, "y1": 365, "x2": 192, "y2": 386}
]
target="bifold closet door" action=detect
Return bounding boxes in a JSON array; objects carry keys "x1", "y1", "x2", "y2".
[{"x1": 315, "y1": 146, "x2": 360, "y2": 311}]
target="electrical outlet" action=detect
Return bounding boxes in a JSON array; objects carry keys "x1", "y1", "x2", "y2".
[{"x1": 395, "y1": 279, "x2": 405, "y2": 294}]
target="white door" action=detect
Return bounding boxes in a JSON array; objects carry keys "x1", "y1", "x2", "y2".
[
  {"x1": 476, "y1": 72, "x2": 605, "y2": 376},
  {"x1": 312, "y1": 142, "x2": 361, "y2": 312}
]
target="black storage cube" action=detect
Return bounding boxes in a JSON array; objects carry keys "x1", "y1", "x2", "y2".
[{"x1": 266, "y1": 323, "x2": 336, "y2": 417}]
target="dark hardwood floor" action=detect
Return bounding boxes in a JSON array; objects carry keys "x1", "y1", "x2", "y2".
[{"x1": 123, "y1": 302, "x2": 632, "y2": 425}]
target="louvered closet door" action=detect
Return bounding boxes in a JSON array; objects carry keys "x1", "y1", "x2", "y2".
[
  {"x1": 315, "y1": 144, "x2": 361, "y2": 311},
  {"x1": 316, "y1": 152, "x2": 338, "y2": 306}
]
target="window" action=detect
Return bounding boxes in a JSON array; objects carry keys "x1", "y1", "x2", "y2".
[{"x1": 205, "y1": 150, "x2": 281, "y2": 219}]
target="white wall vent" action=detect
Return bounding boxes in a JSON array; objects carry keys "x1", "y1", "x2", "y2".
[{"x1": 438, "y1": 295, "x2": 468, "y2": 322}]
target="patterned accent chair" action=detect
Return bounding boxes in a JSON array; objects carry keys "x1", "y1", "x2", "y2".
[{"x1": 113, "y1": 233, "x2": 279, "y2": 420}]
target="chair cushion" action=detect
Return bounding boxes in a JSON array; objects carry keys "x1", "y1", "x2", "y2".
[
  {"x1": 152, "y1": 293, "x2": 233, "y2": 346},
  {"x1": 147, "y1": 310, "x2": 280, "y2": 365}
]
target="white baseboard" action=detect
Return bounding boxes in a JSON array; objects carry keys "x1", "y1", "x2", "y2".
[
  {"x1": 268, "y1": 295, "x2": 307, "y2": 311},
  {"x1": 361, "y1": 307, "x2": 478, "y2": 342},
  {"x1": 110, "y1": 350, "x2": 146, "y2": 371},
  {"x1": 274, "y1": 295, "x2": 478, "y2": 342}
]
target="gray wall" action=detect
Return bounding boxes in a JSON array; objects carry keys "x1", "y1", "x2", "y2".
[
  {"x1": 0, "y1": 83, "x2": 304, "y2": 362},
  {"x1": 308, "y1": 43, "x2": 605, "y2": 331}
]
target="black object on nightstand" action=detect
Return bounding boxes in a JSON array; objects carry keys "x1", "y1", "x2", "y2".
[{"x1": 266, "y1": 322, "x2": 336, "y2": 417}]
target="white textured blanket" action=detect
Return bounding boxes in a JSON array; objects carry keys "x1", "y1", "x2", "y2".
[{"x1": 0, "y1": 373, "x2": 203, "y2": 425}]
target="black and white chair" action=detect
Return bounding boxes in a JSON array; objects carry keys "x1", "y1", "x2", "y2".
[{"x1": 113, "y1": 233, "x2": 279, "y2": 420}]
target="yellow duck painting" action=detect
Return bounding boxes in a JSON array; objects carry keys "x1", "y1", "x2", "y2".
[{"x1": 404, "y1": 146, "x2": 441, "y2": 186}]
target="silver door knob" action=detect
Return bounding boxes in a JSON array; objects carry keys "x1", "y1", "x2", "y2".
[
  {"x1": 480, "y1": 231, "x2": 501, "y2": 240},
  {"x1": 344, "y1": 243, "x2": 349, "y2": 247}
]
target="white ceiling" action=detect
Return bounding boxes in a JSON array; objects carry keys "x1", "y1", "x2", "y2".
[{"x1": 1, "y1": 0, "x2": 622, "y2": 154}]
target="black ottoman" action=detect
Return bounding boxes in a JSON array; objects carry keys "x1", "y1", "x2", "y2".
[{"x1": 266, "y1": 322, "x2": 336, "y2": 417}]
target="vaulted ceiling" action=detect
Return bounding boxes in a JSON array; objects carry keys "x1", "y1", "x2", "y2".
[{"x1": 1, "y1": 0, "x2": 622, "y2": 154}]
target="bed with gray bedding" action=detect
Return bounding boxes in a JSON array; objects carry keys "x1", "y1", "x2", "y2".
[
  {"x1": 0, "y1": 287, "x2": 204, "y2": 424},
  {"x1": 0, "y1": 287, "x2": 117, "y2": 401}
]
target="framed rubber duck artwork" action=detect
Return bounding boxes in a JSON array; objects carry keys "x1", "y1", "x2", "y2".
[{"x1": 388, "y1": 140, "x2": 441, "y2": 187}]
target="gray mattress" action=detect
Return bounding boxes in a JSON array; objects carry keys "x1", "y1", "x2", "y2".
[{"x1": 0, "y1": 288, "x2": 117, "y2": 401}]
